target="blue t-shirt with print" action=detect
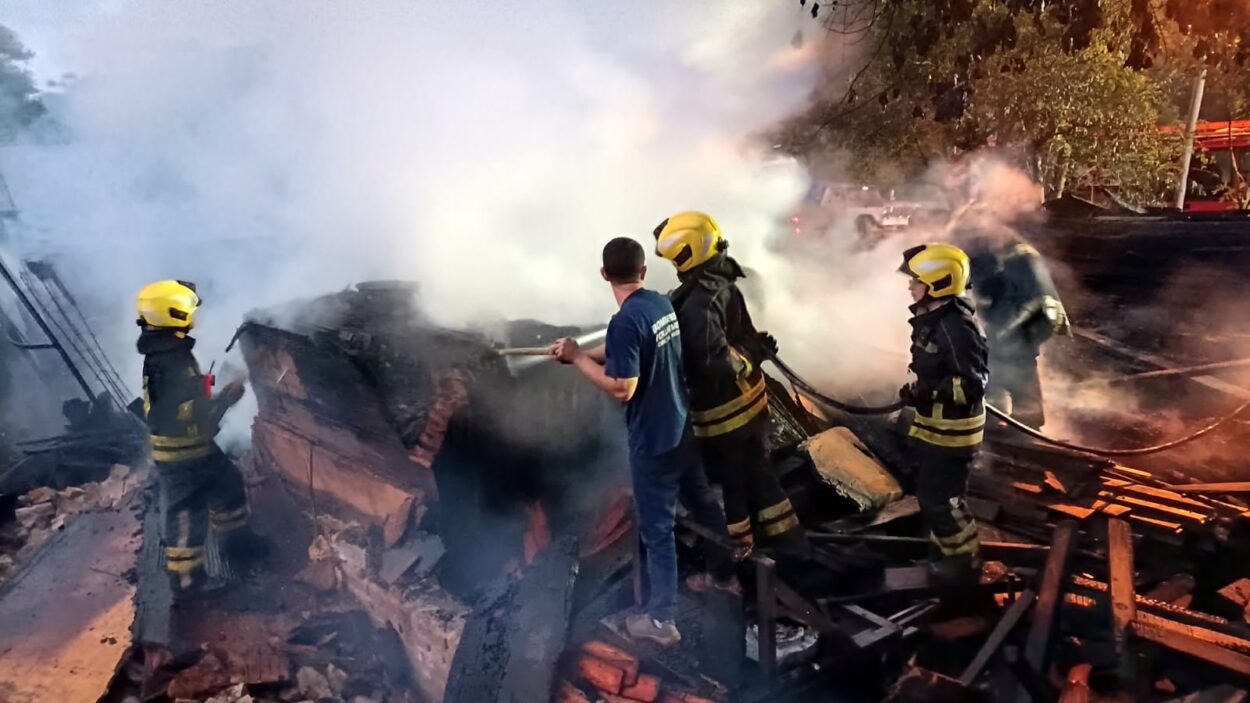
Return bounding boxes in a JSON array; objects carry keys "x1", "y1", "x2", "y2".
[{"x1": 604, "y1": 289, "x2": 688, "y2": 459}]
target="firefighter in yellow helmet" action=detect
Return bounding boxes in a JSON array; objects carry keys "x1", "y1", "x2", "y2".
[
  {"x1": 898, "y1": 244, "x2": 990, "y2": 583},
  {"x1": 654, "y1": 212, "x2": 807, "y2": 558},
  {"x1": 136, "y1": 280, "x2": 260, "y2": 597}
]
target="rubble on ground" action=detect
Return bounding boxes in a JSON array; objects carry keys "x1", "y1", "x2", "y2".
[
  {"x1": 11, "y1": 277, "x2": 1249, "y2": 703},
  {"x1": 0, "y1": 462, "x2": 141, "y2": 586},
  {"x1": 216, "y1": 283, "x2": 1250, "y2": 700}
]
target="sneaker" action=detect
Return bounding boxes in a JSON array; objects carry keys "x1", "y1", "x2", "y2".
[{"x1": 624, "y1": 613, "x2": 682, "y2": 647}]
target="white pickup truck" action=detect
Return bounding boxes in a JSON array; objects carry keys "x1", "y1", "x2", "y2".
[{"x1": 771, "y1": 182, "x2": 914, "y2": 253}]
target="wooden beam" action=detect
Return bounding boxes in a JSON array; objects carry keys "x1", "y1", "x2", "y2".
[
  {"x1": 1169, "y1": 482, "x2": 1250, "y2": 495},
  {"x1": 958, "y1": 590, "x2": 1036, "y2": 687},
  {"x1": 1145, "y1": 574, "x2": 1197, "y2": 605},
  {"x1": 1019, "y1": 520, "x2": 1077, "y2": 702},
  {"x1": 772, "y1": 579, "x2": 838, "y2": 637},
  {"x1": 1107, "y1": 519, "x2": 1137, "y2": 662},
  {"x1": 1134, "y1": 619, "x2": 1250, "y2": 676},
  {"x1": 756, "y1": 557, "x2": 777, "y2": 675},
  {"x1": 1100, "y1": 492, "x2": 1210, "y2": 524},
  {"x1": 1102, "y1": 480, "x2": 1216, "y2": 510},
  {"x1": 1070, "y1": 576, "x2": 1232, "y2": 631}
]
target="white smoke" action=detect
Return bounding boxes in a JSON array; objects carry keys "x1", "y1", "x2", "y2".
[{"x1": 1, "y1": 2, "x2": 816, "y2": 354}]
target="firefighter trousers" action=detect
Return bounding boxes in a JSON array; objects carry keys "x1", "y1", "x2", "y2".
[
  {"x1": 988, "y1": 348, "x2": 1045, "y2": 429},
  {"x1": 913, "y1": 446, "x2": 980, "y2": 559},
  {"x1": 698, "y1": 416, "x2": 807, "y2": 556},
  {"x1": 157, "y1": 450, "x2": 250, "y2": 591}
]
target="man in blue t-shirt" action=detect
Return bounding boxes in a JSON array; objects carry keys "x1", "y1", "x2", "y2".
[{"x1": 552, "y1": 237, "x2": 728, "y2": 647}]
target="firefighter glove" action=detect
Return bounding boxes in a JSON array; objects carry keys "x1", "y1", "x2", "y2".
[
  {"x1": 899, "y1": 383, "x2": 917, "y2": 406},
  {"x1": 1041, "y1": 296, "x2": 1071, "y2": 336},
  {"x1": 756, "y1": 331, "x2": 779, "y2": 358},
  {"x1": 219, "y1": 379, "x2": 246, "y2": 407}
]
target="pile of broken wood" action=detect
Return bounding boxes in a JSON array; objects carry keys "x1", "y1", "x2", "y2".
[
  {"x1": 557, "y1": 640, "x2": 714, "y2": 703},
  {"x1": 751, "y1": 412, "x2": 1250, "y2": 702},
  {"x1": 0, "y1": 462, "x2": 138, "y2": 585},
  {"x1": 481, "y1": 390, "x2": 1250, "y2": 702},
  {"x1": 105, "y1": 610, "x2": 416, "y2": 703}
]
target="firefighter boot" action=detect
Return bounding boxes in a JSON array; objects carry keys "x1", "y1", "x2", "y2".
[{"x1": 927, "y1": 553, "x2": 983, "y2": 588}]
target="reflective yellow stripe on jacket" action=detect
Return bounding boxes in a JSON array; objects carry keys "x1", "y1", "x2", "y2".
[
  {"x1": 908, "y1": 409, "x2": 986, "y2": 449},
  {"x1": 150, "y1": 434, "x2": 215, "y2": 462},
  {"x1": 691, "y1": 376, "x2": 768, "y2": 438}
]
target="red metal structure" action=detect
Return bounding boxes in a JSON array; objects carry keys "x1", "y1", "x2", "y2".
[{"x1": 1179, "y1": 120, "x2": 1250, "y2": 212}]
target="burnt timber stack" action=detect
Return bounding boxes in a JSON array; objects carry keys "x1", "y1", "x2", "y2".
[
  {"x1": 236, "y1": 281, "x2": 633, "y2": 701},
  {"x1": 103, "y1": 279, "x2": 1250, "y2": 702}
]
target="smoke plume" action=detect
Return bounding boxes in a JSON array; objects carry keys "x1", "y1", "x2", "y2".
[{"x1": 0, "y1": 2, "x2": 832, "y2": 440}]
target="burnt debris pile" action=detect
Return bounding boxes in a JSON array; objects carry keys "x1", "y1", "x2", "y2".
[{"x1": 17, "y1": 277, "x2": 1250, "y2": 703}]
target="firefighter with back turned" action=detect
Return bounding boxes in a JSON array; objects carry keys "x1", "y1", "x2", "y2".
[
  {"x1": 898, "y1": 244, "x2": 990, "y2": 583},
  {"x1": 653, "y1": 211, "x2": 808, "y2": 559},
  {"x1": 960, "y1": 228, "x2": 1071, "y2": 429},
  {"x1": 136, "y1": 280, "x2": 264, "y2": 598}
]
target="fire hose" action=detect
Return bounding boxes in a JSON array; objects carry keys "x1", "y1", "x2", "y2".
[
  {"x1": 501, "y1": 331, "x2": 1250, "y2": 457},
  {"x1": 767, "y1": 352, "x2": 1250, "y2": 458}
]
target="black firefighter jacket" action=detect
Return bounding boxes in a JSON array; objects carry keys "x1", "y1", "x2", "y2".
[
  {"x1": 907, "y1": 297, "x2": 990, "y2": 454},
  {"x1": 669, "y1": 254, "x2": 769, "y2": 439},
  {"x1": 138, "y1": 329, "x2": 228, "y2": 465},
  {"x1": 966, "y1": 236, "x2": 1065, "y2": 353}
]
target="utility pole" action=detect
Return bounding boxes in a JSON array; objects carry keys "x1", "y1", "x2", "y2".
[{"x1": 1176, "y1": 69, "x2": 1208, "y2": 211}]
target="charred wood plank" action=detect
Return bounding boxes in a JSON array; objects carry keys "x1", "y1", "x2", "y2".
[
  {"x1": 444, "y1": 580, "x2": 516, "y2": 703},
  {"x1": 1069, "y1": 576, "x2": 1234, "y2": 632},
  {"x1": 499, "y1": 537, "x2": 579, "y2": 703},
  {"x1": 756, "y1": 556, "x2": 778, "y2": 675},
  {"x1": 772, "y1": 578, "x2": 838, "y2": 637},
  {"x1": 809, "y1": 532, "x2": 1050, "y2": 566},
  {"x1": 1101, "y1": 479, "x2": 1214, "y2": 511},
  {"x1": 1168, "y1": 482, "x2": 1250, "y2": 495},
  {"x1": 958, "y1": 590, "x2": 1036, "y2": 687},
  {"x1": 1066, "y1": 590, "x2": 1250, "y2": 656},
  {"x1": 1134, "y1": 619, "x2": 1250, "y2": 676},
  {"x1": 1146, "y1": 574, "x2": 1197, "y2": 605},
  {"x1": 1101, "y1": 492, "x2": 1210, "y2": 524},
  {"x1": 1107, "y1": 518, "x2": 1136, "y2": 667},
  {"x1": 1019, "y1": 520, "x2": 1077, "y2": 701},
  {"x1": 1128, "y1": 515, "x2": 1185, "y2": 540}
]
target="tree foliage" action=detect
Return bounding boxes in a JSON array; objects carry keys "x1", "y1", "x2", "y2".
[
  {"x1": 778, "y1": 0, "x2": 1250, "y2": 206},
  {"x1": 0, "y1": 25, "x2": 44, "y2": 142}
]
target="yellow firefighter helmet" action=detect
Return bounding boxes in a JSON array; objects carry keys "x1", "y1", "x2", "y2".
[
  {"x1": 136, "y1": 280, "x2": 201, "y2": 329},
  {"x1": 653, "y1": 211, "x2": 723, "y2": 273},
  {"x1": 899, "y1": 244, "x2": 970, "y2": 298}
]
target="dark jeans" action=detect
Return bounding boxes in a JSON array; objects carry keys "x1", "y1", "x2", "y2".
[
  {"x1": 158, "y1": 449, "x2": 249, "y2": 591},
  {"x1": 630, "y1": 428, "x2": 727, "y2": 622}
]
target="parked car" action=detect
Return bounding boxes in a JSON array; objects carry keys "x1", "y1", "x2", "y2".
[{"x1": 769, "y1": 182, "x2": 914, "y2": 253}]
